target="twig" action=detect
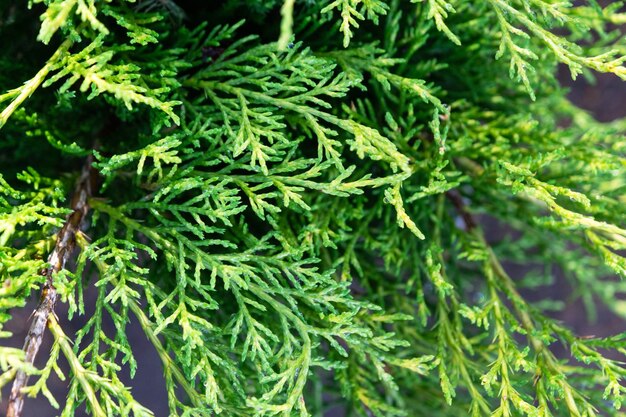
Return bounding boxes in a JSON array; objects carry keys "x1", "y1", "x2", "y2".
[
  {"x1": 0, "y1": 37, "x2": 74, "y2": 130},
  {"x1": 6, "y1": 155, "x2": 99, "y2": 417},
  {"x1": 445, "y1": 189, "x2": 544, "y2": 351},
  {"x1": 445, "y1": 189, "x2": 477, "y2": 231}
]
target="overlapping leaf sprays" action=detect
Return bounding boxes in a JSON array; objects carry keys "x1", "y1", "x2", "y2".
[{"x1": 1, "y1": 1, "x2": 626, "y2": 416}]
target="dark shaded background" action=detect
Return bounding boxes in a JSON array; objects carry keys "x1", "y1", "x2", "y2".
[
  {"x1": 550, "y1": 69, "x2": 626, "y2": 340},
  {"x1": 1, "y1": 62, "x2": 625, "y2": 417}
]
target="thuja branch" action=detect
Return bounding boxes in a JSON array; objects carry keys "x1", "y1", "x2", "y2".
[
  {"x1": 73, "y1": 231, "x2": 216, "y2": 414},
  {"x1": 47, "y1": 314, "x2": 106, "y2": 417},
  {"x1": 447, "y1": 188, "x2": 595, "y2": 415},
  {"x1": 0, "y1": 36, "x2": 74, "y2": 130},
  {"x1": 6, "y1": 154, "x2": 99, "y2": 417},
  {"x1": 447, "y1": 188, "x2": 543, "y2": 345}
]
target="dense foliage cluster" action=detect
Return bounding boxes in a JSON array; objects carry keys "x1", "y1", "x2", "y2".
[{"x1": 1, "y1": 1, "x2": 626, "y2": 416}]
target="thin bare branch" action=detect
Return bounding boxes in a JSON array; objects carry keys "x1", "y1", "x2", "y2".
[
  {"x1": 445, "y1": 189, "x2": 477, "y2": 231},
  {"x1": 6, "y1": 155, "x2": 99, "y2": 417}
]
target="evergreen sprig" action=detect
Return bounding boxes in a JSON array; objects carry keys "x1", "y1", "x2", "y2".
[{"x1": 1, "y1": 1, "x2": 626, "y2": 417}]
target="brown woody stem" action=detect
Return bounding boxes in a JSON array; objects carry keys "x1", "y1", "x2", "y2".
[
  {"x1": 6, "y1": 154, "x2": 99, "y2": 417},
  {"x1": 445, "y1": 189, "x2": 477, "y2": 231}
]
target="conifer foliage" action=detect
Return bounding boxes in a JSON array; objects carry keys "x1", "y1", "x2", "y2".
[{"x1": 1, "y1": 1, "x2": 626, "y2": 416}]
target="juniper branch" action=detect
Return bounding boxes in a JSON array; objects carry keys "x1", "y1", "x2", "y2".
[
  {"x1": 448, "y1": 187, "x2": 598, "y2": 414},
  {"x1": 6, "y1": 154, "x2": 99, "y2": 417},
  {"x1": 2, "y1": 2, "x2": 626, "y2": 416},
  {"x1": 0, "y1": 35, "x2": 74, "y2": 130}
]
